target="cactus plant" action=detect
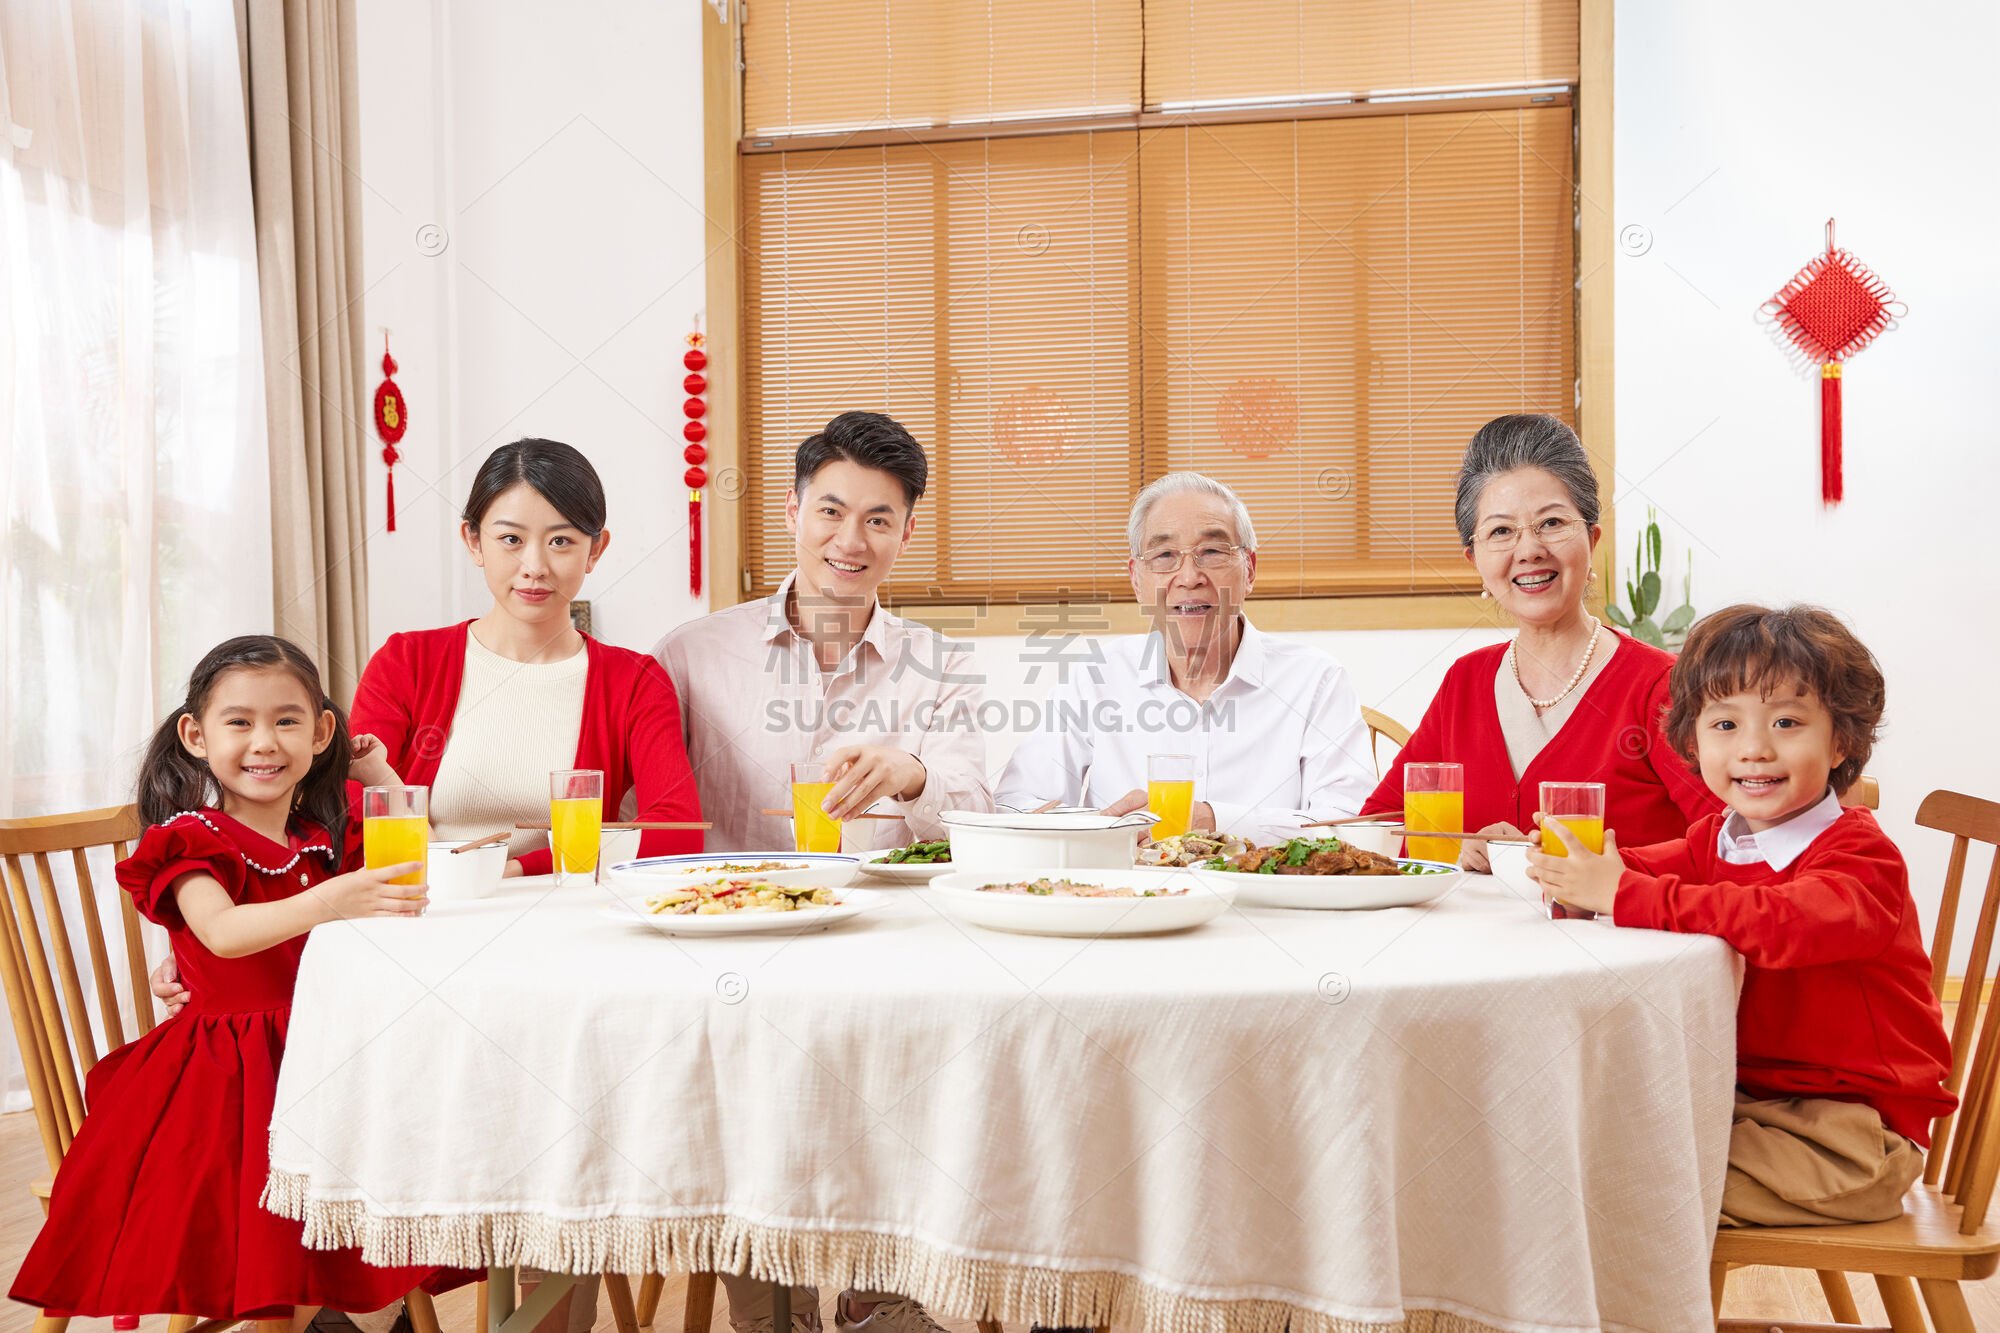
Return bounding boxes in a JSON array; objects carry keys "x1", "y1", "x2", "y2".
[{"x1": 1603, "y1": 507, "x2": 1696, "y2": 650}]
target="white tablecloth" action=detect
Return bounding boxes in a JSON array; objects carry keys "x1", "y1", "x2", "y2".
[{"x1": 265, "y1": 874, "x2": 1738, "y2": 1333}]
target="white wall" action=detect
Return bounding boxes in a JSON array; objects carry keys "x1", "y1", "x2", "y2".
[{"x1": 355, "y1": 0, "x2": 2000, "y2": 956}]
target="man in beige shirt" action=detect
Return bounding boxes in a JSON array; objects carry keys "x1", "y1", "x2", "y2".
[{"x1": 653, "y1": 410, "x2": 990, "y2": 1333}]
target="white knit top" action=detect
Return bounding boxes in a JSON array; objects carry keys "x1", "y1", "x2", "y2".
[{"x1": 428, "y1": 629, "x2": 589, "y2": 858}]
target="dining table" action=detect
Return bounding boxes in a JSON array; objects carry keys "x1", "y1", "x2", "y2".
[{"x1": 263, "y1": 866, "x2": 1740, "y2": 1333}]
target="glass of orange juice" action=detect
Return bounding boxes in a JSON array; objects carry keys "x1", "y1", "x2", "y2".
[
  {"x1": 550, "y1": 769, "x2": 604, "y2": 886},
  {"x1": 362, "y1": 785, "x2": 429, "y2": 888},
  {"x1": 1147, "y1": 753, "x2": 1197, "y2": 841},
  {"x1": 1539, "y1": 782, "x2": 1606, "y2": 856},
  {"x1": 1403, "y1": 762, "x2": 1464, "y2": 864},
  {"x1": 790, "y1": 761, "x2": 842, "y2": 854}
]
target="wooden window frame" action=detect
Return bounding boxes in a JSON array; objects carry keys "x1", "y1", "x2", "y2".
[{"x1": 700, "y1": 0, "x2": 1614, "y2": 636}]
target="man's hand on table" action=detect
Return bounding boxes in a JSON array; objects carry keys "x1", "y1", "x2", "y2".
[
  {"x1": 822, "y1": 745, "x2": 927, "y2": 821},
  {"x1": 1457, "y1": 822, "x2": 1523, "y2": 873},
  {"x1": 1101, "y1": 788, "x2": 1215, "y2": 832}
]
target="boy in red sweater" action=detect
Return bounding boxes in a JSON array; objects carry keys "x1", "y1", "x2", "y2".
[{"x1": 1528, "y1": 603, "x2": 1954, "y2": 1226}]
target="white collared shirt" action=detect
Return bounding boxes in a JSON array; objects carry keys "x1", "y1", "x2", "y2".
[
  {"x1": 994, "y1": 619, "x2": 1375, "y2": 843},
  {"x1": 654, "y1": 571, "x2": 992, "y2": 853},
  {"x1": 1715, "y1": 787, "x2": 1844, "y2": 870}
]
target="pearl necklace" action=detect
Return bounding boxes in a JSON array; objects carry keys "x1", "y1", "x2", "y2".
[
  {"x1": 1509, "y1": 618, "x2": 1603, "y2": 711},
  {"x1": 160, "y1": 810, "x2": 338, "y2": 884}
]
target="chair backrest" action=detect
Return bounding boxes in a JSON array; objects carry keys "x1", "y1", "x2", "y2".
[
  {"x1": 1846, "y1": 774, "x2": 1881, "y2": 810},
  {"x1": 1361, "y1": 707, "x2": 1411, "y2": 776},
  {"x1": 0, "y1": 804, "x2": 150, "y2": 1177},
  {"x1": 1911, "y1": 790, "x2": 2000, "y2": 1232}
]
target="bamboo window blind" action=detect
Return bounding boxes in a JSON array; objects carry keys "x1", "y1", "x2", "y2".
[{"x1": 739, "y1": 1, "x2": 1579, "y2": 603}]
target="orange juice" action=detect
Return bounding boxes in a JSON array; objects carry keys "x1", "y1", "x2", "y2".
[
  {"x1": 1403, "y1": 790, "x2": 1464, "y2": 864},
  {"x1": 363, "y1": 815, "x2": 428, "y2": 886},
  {"x1": 791, "y1": 781, "x2": 842, "y2": 853},
  {"x1": 1147, "y1": 779, "x2": 1195, "y2": 841},
  {"x1": 1540, "y1": 815, "x2": 1605, "y2": 857},
  {"x1": 550, "y1": 797, "x2": 602, "y2": 876}
]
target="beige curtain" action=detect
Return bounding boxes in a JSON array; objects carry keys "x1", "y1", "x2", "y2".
[{"x1": 238, "y1": 0, "x2": 370, "y2": 703}]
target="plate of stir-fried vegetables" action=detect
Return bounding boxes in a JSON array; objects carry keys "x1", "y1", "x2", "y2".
[
  {"x1": 858, "y1": 838, "x2": 955, "y2": 883},
  {"x1": 601, "y1": 878, "x2": 885, "y2": 935}
]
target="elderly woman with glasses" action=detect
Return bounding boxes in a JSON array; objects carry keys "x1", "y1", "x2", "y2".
[
  {"x1": 996, "y1": 471, "x2": 1375, "y2": 841},
  {"x1": 1362, "y1": 413, "x2": 1720, "y2": 869}
]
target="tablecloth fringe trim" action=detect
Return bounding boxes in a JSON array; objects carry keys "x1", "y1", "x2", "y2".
[{"x1": 263, "y1": 1170, "x2": 1519, "y2": 1333}]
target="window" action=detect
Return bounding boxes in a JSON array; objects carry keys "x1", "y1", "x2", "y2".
[{"x1": 722, "y1": 1, "x2": 1587, "y2": 616}]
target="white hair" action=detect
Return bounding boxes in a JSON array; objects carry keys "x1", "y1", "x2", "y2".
[{"x1": 1126, "y1": 472, "x2": 1258, "y2": 557}]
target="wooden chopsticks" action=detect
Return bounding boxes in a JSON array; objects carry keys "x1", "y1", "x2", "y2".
[
  {"x1": 756, "y1": 808, "x2": 902, "y2": 820},
  {"x1": 1298, "y1": 814, "x2": 1400, "y2": 829},
  {"x1": 513, "y1": 821, "x2": 713, "y2": 832},
  {"x1": 450, "y1": 831, "x2": 512, "y2": 854},
  {"x1": 1379, "y1": 827, "x2": 1535, "y2": 846}
]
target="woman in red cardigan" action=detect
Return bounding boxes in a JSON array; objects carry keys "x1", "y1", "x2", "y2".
[
  {"x1": 349, "y1": 438, "x2": 703, "y2": 877},
  {"x1": 1363, "y1": 414, "x2": 1719, "y2": 867}
]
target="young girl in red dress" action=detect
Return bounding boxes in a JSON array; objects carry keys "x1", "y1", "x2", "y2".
[{"x1": 10, "y1": 636, "x2": 469, "y2": 1329}]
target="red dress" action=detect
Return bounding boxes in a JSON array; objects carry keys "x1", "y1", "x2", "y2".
[{"x1": 10, "y1": 810, "x2": 471, "y2": 1319}]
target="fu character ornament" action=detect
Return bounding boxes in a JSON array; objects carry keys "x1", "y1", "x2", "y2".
[{"x1": 372, "y1": 334, "x2": 409, "y2": 531}]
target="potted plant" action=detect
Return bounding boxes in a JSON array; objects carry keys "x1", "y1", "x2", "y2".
[{"x1": 1604, "y1": 507, "x2": 1696, "y2": 650}]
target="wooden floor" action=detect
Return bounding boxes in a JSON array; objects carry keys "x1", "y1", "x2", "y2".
[{"x1": 3, "y1": 1109, "x2": 1997, "y2": 1332}]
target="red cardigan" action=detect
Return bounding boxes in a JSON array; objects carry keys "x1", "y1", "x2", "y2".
[
  {"x1": 348, "y1": 622, "x2": 703, "y2": 874},
  {"x1": 1617, "y1": 808, "x2": 1956, "y2": 1145},
  {"x1": 1362, "y1": 632, "x2": 1720, "y2": 849}
]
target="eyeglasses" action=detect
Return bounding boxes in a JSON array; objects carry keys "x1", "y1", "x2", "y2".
[
  {"x1": 1471, "y1": 515, "x2": 1587, "y2": 552},
  {"x1": 1137, "y1": 543, "x2": 1247, "y2": 575}
]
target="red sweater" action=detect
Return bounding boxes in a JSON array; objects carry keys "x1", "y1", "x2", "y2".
[
  {"x1": 349, "y1": 622, "x2": 703, "y2": 874},
  {"x1": 1617, "y1": 808, "x2": 1955, "y2": 1145},
  {"x1": 1362, "y1": 633, "x2": 1720, "y2": 848}
]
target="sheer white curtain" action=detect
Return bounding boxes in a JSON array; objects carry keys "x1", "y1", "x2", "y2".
[{"x1": 0, "y1": 0, "x2": 271, "y2": 1109}]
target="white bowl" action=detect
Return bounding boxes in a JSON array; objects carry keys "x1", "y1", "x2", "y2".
[
  {"x1": 1486, "y1": 841, "x2": 1539, "y2": 903},
  {"x1": 1324, "y1": 822, "x2": 1401, "y2": 858},
  {"x1": 599, "y1": 827, "x2": 643, "y2": 868},
  {"x1": 939, "y1": 809, "x2": 1158, "y2": 871},
  {"x1": 929, "y1": 867, "x2": 1231, "y2": 937},
  {"x1": 1192, "y1": 859, "x2": 1461, "y2": 910},
  {"x1": 426, "y1": 841, "x2": 507, "y2": 902}
]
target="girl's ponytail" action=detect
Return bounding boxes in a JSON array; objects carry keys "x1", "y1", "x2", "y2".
[{"x1": 135, "y1": 705, "x2": 214, "y2": 826}]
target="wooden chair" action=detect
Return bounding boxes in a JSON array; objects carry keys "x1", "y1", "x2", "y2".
[
  {"x1": 1847, "y1": 775, "x2": 1881, "y2": 811},
  {"x1": 0, "y1": 805, "x2": 447, "y2": 1333},
  {"x1": 1711, "y1": 788, "x2": 2000, "y2": 1333},
  {"x1": 1360, "y1": 707, "x2": 1411, "y2": 776}
]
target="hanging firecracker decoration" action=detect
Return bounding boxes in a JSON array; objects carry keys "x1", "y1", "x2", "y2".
[
  {"x1": 682, "y1": 321, "x2": 709, "y2": 596},
  {"x1": 1762, "y1": 219, "x2": 1904, "y2": 505},
  {"x1": 372, "y1": 333, "x2": 409, "y2": 531}
]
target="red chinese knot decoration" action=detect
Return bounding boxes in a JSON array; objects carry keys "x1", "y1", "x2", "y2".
[
  {"x1": 1216, "y1": 376, "x2": 1299, "y2": 461},
  {"x1": 1762, "y1": 219, "x2": 1904, "y2": 505},
  {"x1": 682, "y1": 323, "x2": 708, "y2": 596},
  {"x1": 372, "y1": 334, "x2": 408, "y2": 531}
]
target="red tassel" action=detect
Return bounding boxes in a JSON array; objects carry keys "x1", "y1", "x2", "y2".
[
  {"x1": 689, "y1": 491, "x2": 702, "y2": 597},
  {"x1": 386, "y1": 469, "x2": 397, "y2": 532},
  {"x1": 1820, "y1": 362, "x2": 1843, "y2": 505}
]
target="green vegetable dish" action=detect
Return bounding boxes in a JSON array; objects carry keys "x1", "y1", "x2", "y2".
[
  {"x1": 1199, "y1": 836, "x2": 1455, "y2": 877},
  {"x1": 881, "y1": 839, "x2": 951, "y2": 864}
]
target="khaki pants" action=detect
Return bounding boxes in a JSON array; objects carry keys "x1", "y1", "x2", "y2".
[{"x1": 1719, "y1": 1093, "x2": 1924, "y2": 1227}]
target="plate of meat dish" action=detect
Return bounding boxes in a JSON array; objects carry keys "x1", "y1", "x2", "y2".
[{"x1": 1191, "y1": 836, "x2": 1461, "y2": 910}]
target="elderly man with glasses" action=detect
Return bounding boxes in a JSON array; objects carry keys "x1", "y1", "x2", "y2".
[{"x1": 996, "y1": 471, "x2": 1374, "y2": 841}]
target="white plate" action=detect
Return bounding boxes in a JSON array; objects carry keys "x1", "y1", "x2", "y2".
[
  {"x1": 1192, "y1": 859, "x2": 1461, "y2": 910},
  {"x1": 928, "y1": 868, "x2": 1230, "y2": 937},
  {"x1": 600, "y1": 852, "x2": 859, "y2": 904},
  {"x1": 858, "y1": 849, "x2": 957, "y2": 883},
  {"x1": 599, "y1": 885, "x2": 885, "y2": 936}
]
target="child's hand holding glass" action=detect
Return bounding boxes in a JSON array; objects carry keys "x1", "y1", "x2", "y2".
[
  {"x1": 318, "y1": 862, "x2": 429, "y2": 920},
  {"x1": 1526, "y1": 814, "x2": 1626, "y2": 917}
]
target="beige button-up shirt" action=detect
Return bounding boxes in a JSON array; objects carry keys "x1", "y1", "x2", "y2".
[{"x1": 653, "y1": 573, "x2": 992, "y2": 854}]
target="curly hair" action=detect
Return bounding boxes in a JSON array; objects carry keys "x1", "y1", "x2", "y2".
[{"x1": 1662, "y1": 604, "x2": 1884, "y2": 794}]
